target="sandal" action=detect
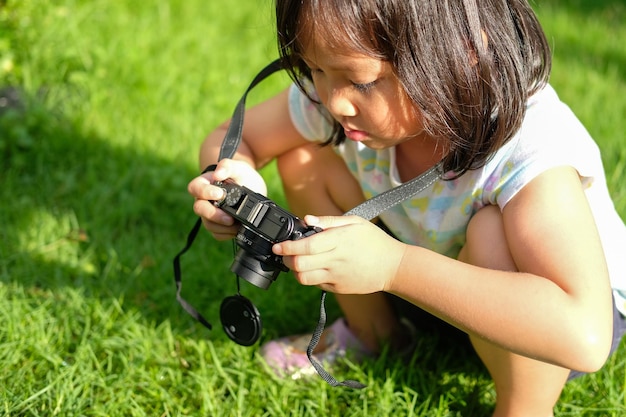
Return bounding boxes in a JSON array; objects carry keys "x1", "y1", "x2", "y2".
[{"x1": 260, "y1": 318, "x2": 373, "y2": 380}]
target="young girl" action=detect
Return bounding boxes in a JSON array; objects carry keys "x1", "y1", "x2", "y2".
[{"x1": 188, "y1": 0, "x2": 626, "y2": 415}]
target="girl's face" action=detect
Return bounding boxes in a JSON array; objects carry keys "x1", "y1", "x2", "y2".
[{"x1": 302, "y1": 37, "x2": 427, "y2": 150}]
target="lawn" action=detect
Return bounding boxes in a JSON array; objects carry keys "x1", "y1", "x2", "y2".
[{"x1": 1, "y1": 0, "x2": 625, "y2": 416}]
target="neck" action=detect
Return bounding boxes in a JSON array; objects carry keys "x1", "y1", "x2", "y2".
[{"x1": 395, "y1": 136, "x2": 444, "y2": 182}]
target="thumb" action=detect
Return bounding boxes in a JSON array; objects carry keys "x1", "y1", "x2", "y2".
[{"x1": 213, "y1": 159, "x2": 267, "y2": 195}]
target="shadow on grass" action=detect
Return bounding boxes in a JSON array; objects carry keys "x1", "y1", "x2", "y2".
[
  {"x1": 0, "y1": 84, "x2": 338, "y2": 343},
  {"x1": 377, "y1": 332, "x2": 493, "y2": 416},
  {"x1": 0, "y1": 86, "x2": 229, "y2": 325}
]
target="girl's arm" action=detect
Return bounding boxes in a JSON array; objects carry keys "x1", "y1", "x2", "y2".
[
  {"x1": 274, "y1": 165, "x2": 614, "y2": 371},
  {"x1": 189, "y1": 88, "x2": 309, "y2": 239},
  {"x1": 389, "y1": 166, "x2": 613, "y2": 371},
  {"x1": 198, "y1": 88, "x2": 308, "y2": 171}
]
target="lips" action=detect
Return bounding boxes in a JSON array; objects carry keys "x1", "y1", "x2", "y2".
[{"x1": 344, "y1": 128, "x2": 368, "y2": 142}]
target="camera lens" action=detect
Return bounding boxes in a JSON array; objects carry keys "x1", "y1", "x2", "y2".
[{"x1": 230, "y1": 249, "x2": 281, "y2": 290}]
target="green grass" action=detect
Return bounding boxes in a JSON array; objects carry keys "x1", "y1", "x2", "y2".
[{"x1": 1, "y1": 0, "x2": 625, "y2": 415}]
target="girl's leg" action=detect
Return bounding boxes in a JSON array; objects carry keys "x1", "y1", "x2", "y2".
[
  {"x1": 277, "y1": 143, "x2": 403, "y2": 351},
  {"x1": 459, "y1": 205, "x2": 570, "y2": 417}
]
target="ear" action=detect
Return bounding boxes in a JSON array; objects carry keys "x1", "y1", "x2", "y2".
[{"x1": 469, "y1": 30, "x2": 489, "y2": 66}]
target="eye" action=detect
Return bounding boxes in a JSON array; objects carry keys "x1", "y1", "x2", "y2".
[
  {"x1": 308, "y1": 67, "x2": 324, "y2": 76},
  {"x1": 351, "y1": 80, "x2": 377, "y2": 93},
  {"x1": 308, "y1": 68, "x2": 326, "y2": 84}
]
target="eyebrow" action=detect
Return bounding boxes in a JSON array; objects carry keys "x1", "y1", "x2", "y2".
[{"x1": 301, "y1": 53, "x2": 384, "y2": 75}]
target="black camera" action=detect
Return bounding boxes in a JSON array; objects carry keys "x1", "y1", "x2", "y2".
[{"x1": 212, "y1": 179, "x2": 321, "y2": 290}]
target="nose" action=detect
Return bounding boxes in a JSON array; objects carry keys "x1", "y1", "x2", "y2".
[{"x1": 325, "y1": 87, "x2": 358, "y2": 119}]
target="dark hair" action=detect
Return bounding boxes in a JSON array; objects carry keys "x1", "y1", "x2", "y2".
[{"x1": 275, "y1": 0, "x2": 551, "y2": 176}]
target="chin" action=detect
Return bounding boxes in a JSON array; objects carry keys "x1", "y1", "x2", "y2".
[{"x1": 361, "y1": 140, "x2": 394, "y2": 150}]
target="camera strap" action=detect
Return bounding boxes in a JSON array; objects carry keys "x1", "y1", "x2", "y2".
[
  {"x1": 218, "y1": 59, "x2": 284, "y2": 161},
  {"x1": 173, "y1": 59, "x2": 283, "y2": 332},
  {"x1": 174, "y1": 59, "x2": 443, "y2": 390},
  {"x1": 306, "y1": 163, "x2": 441, "y2": 389}
]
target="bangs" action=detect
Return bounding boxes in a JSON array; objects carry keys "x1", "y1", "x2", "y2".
[
  {"x1": 280, "y1": 0, "x2": 388, "y2": 64},
  {"x1": 275, "y1": 0, "x2": 394, "y2": 145}
]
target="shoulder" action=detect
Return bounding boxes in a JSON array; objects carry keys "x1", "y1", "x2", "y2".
[{"x1": 481, "y1": 84, "x2": 603, "y2": 208}]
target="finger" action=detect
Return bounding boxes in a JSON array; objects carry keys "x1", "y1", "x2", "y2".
[
  {"x1": 293, "y1": 270, "x2": 342, "y2": 293},
  {"x1": 304, "y1": 214, "x2": 366, "y2": 230},
  {"x1": 193, "y1": 200, "x2": 234, "y2": 225},
  {"x1": 188, "y1": 175, "x2": 225, "y2": 201},
  {"x1": 213, "y1": 159, "x2": 256, "y2": 186},
  {"x1": 292, "y1": 268, "x2": 331, "y2": 288},
  {"x1": 273, "y1": 214, "x2": 365, "y2": 255},
  {"x1": 273, "y1": 230, "x2": 337, "y2": 257},
  {"x1": 213, "y1": 159, "x2": 269, "y2": 196},
  {"x1": 212, "y1": 159, "x2": 233, "y2": 182},
  {"x1": 281, "y1": 253, "x2": 322, "y2": 273},
  {"x1": 196, "y1": 159, "x2": 245, "y2": 185},
  {"x1": 198, "y1": 214, "x2": 238, "y2": 241}
]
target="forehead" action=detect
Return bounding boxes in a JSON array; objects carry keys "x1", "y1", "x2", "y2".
[{"x1": 301, "y1": 36, "x2": 385, "y2": 75}]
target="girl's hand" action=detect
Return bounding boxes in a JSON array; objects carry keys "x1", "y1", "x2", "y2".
[
  {"x1": 273, "y1": 215, "x2": 407, "y2": 294},
  {"x1": 187, "y1": 159, "x2": 267, "y2": 240}
]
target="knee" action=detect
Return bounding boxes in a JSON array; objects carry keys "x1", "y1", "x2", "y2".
[
  {"x1": 459, "y1": 205, "x2": 517, "y2": 272},
  {"x1": 277, "y1": 144, "x2": 365, "y2": 214},
  {"x1": 277, "y1": 143, "x2": 316, "y2": 191},
  {"x1": 277, "y1": 143, "x2": 344, "y2": 191}
]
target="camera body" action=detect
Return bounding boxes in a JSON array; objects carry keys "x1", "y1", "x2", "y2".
[{"x1": 212, "y1": 179, "x2": 321, "y2": 289}]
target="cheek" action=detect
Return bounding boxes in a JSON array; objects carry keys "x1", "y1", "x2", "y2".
[
  {"x1": 393, "y1": 98, "x2": 424, "y2": 134},
  {"x1": 310, "y1": 75, "x2": 329, "y2": 104},
  {"x1": 365, "y1": 98, "x2": 421, "y2": 136}
]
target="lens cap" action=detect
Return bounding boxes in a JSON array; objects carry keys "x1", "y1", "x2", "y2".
[{"x1": 220, "y1": 295, "x2": 262, "y2": 346}]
